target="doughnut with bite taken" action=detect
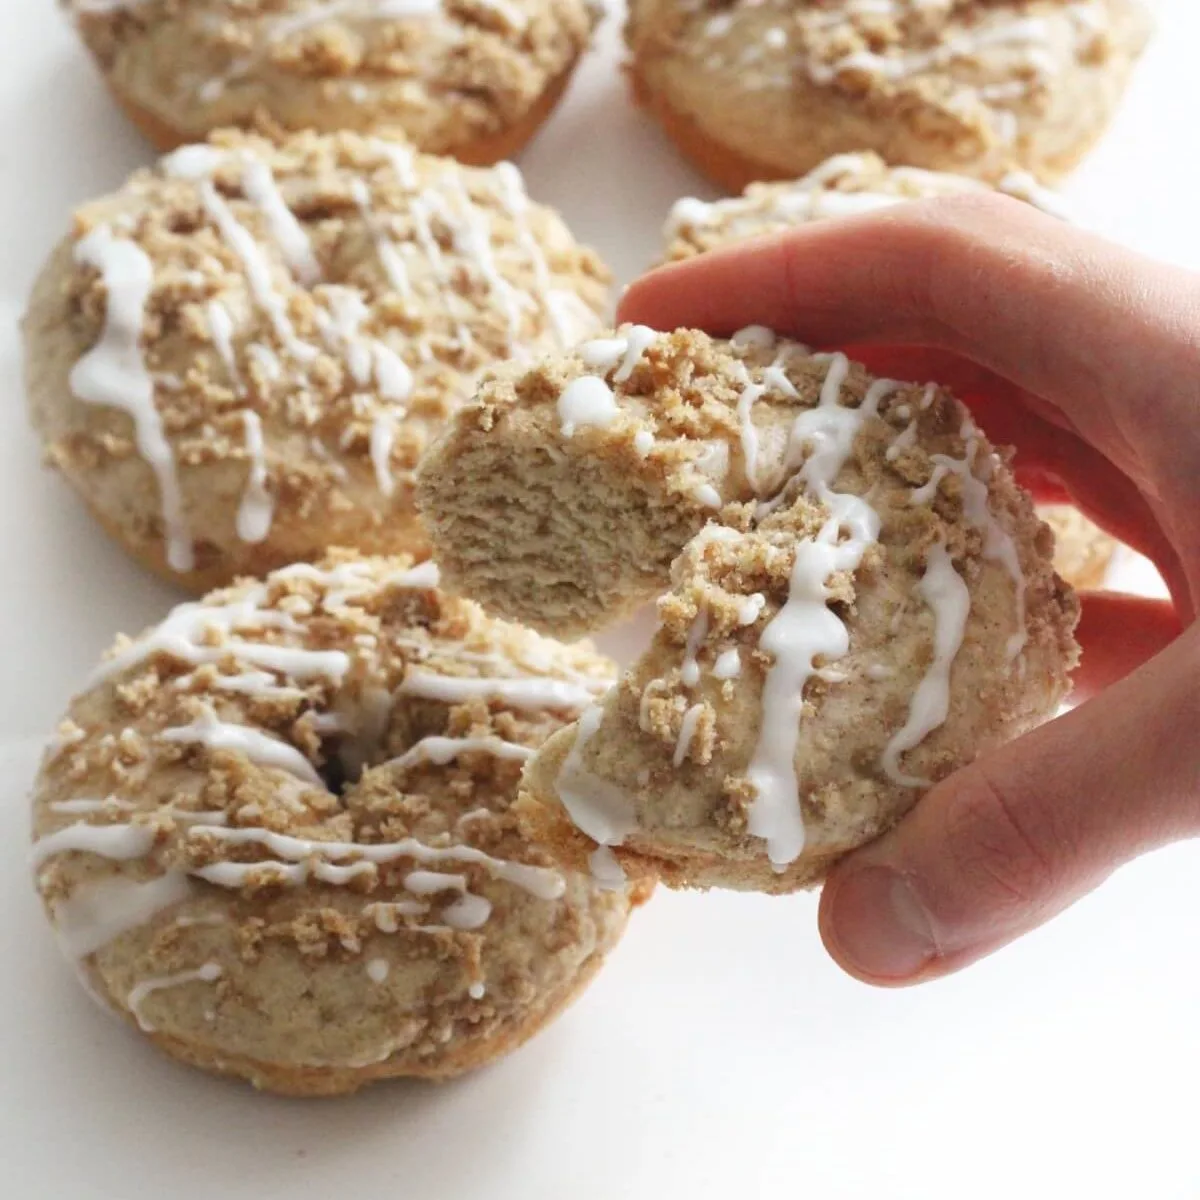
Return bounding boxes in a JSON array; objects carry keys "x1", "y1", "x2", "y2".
[{"x1": 417, "y1": 325, "x2": 1080, "y2": 892}]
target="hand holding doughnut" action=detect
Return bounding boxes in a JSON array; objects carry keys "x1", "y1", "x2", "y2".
[{"x1": 621, "y1": 194, "x2": 1195, "y2": 984}]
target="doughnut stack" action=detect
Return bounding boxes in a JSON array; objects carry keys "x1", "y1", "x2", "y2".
[{"x1": 23, "y1": 0, "x2": 1142, "y2": 1092}]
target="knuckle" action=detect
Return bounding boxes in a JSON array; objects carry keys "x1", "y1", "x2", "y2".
[
  {"x1": 871, "y1": 196, "x2": 1017, "y2": 335},
  {"x1": 938, "y1": 761, "x2": 1061, "y2": 917}
]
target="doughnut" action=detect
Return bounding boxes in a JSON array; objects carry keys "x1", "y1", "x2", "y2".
[
  {"x1": 626, "y1": 0, "x2": 1152, "y2": 192},
  {"x1": 22, "y1": 128, "x2": 609, "y2": 592},
  {"x1": 661, "y1": 150, "x2": 1070, "y2": 262},
  {"x1": 30, "y1": 552, "x2": 643, "y2": 1096},
  {"x1": 64, "y1": 0, "x2": 602, "y2": 162},
  {"x1": 416, "y1": 326, "x2": 1080, "y2": 892},
  {"x1": 660, "y1": 150, "x2": 1119, "y2": 592}
]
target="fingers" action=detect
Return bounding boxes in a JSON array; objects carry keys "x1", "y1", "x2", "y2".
[
  {"x1": 817, "y1": 623, "x2": 1200, "y2": 986},
  {"x1": 620, "y1": 195, "x2": 1200, "y2": 482}
]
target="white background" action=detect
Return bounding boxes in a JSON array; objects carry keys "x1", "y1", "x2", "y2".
[{"x1": 1, "y1": 3, "x2": 1198, "y2": 1197}]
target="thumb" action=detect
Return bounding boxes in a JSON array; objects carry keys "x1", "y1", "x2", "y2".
[{"x1": 818, "y1": 625, "x2": 1200, "y2": 986}]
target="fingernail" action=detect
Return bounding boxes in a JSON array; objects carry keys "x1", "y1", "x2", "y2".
[{"x1": 826, "y1": 866, "x2": 939, "y2": 982}]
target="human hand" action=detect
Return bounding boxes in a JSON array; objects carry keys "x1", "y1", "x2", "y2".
[{"x1": 618, "y1": 194, "x2": 1196, "y2": 985}]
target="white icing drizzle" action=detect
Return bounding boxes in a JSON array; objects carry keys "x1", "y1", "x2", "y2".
[
  {"x1": 371, "y1": 140, "x2": 474, "y2": 349},
  {"x1": 887, "y1": 415, "x2": 920, "y2": 462},
  {"x1": 31, "y1": 821, "x2": 157, "y2": 871},
  {"x1": 207, "y1": 301, "x2": 241, "y2": 387},
  {"x1": 51, "y1": 872, "x2": 192, "y2": 960},
  {"x1": 236, "y1": 410, "x2": 275, "y2": 542},
  {"x1": 731, "y1": 346, "x2": 801, "y2": 496},
  {"x1": 442, "y1": 173, "x2": 521, "y2": 344},
  {"x1": 909, "y1": 417, "x2": 1027, "y2": 658},
  {"x1": 351, "y1": 177, "x2": 411, "y2": 296},
  {"x1": 196, "y1": 0, "x2": 445, "y2": 102},
  {"x1": 494, "y1": 162, "x2": 589, "y2": 347},
  {"x1": 160, "y1": 706, "x2": 323, "y2": 787},
  {"x1": 735, "y1": 365, "x2": 767, "y2": 491},
  {"x1": 315, "y1": 286, "x2": 414, "y2": 496},
  {"x1": 786, "y1": 363, "x2": 898, "y2": 487},
  {"x1": 206, "y1": 669, "x2": 303, "y2": 700},
  {"x1": 398, "y1": 670, "x2": 601, "y2": 712},
  {"x1": 881, "y1": 543, "x2": 971, "y2": 786},
  {"x1": 195, "y1": 857, "x2": 376, "y2": 887},
  {"x1": 90, "y1": 590, "x2": 350, "y2": 685},
  {"x1": 467, "y1": 980, "x2": 487, "y2": 1000},
  {"x1": 555, "y1": 706, "x2": 638, "y2": 877},
  {"x1": 127, "y1": 962, "x2": 222, "y2": 1033},
  {"x1": 239, "y1": 157, "x2": 320, "y2": 285},
  {"x1": 558, "y1": 376, "x2": 618, "y2": 438},
  {"x1": 613, "y1": 326, "x2": 658, "y2": 383},
  {"x1": 404, "y1": 869, "x2": 468, "y2": 895},
  {"x1": 577, "y1": 324, "x2": 659, "y2": 382},
  {"x1": 442, "y1": 893, "x2": 492, "y2": 930},
  {"x1": 633, "y1": 429, "x2": 655, "y2": 458},
  {"x1": 746, "y1": 492, "x2": 881, "y2": 867},
  {"x1": 673, "y1": 703, "x2": 706, "y2": 767},
  {"x1": 184, "y1": 823, "x2": 565, "y2": 900},
  {"x1": 386, "y1": 735, "x2": 533, "y2": 772},
  {"x1": 165, "y1": 147, "x2": 320, "y2": 363},
  {"x1": 713, "y1": 648, "x2": 741, "y2": 679},
  {"x1": 737, "y1": 594, "x2": 767, "y2": 626},
  {"x1": 71, "y1": 226, "x2": 194, "y2": 573},
  {"x1": 366, "y1": 958, "x2": 390, "y2": 983},
  {"x1": 667, "y1": 148, "x2": 1072, "y2": 244},
  {"x1": 276, "y1": 557, "x2": 438, "y2": 611},
  {"x1": 49, "y1": 796, "x2": 134, "y2": 816},
  {"x1": 578, "y1": 336, "x2": 628, "y2": 373},
  {"x1": 745, "y1": 352, "x2": 892, "y2": 867},
  {"x1": 587, "y1": 845, "x2": 627, "y2": 892}
]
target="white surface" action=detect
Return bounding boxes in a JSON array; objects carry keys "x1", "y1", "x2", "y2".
[{"x1": 1, "y1": 3, "x2": 1197, "y2": 1198}]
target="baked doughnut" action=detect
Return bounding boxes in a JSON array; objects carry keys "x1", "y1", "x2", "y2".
[
  {"x1": 30, "y1": 552, "x2": 642, "y2": 1096},
  {"x1": 626, "y1": 0, "x2": 1152, "y2": 192},
  {"x1": 417, "y1": 326, "x2": 1079, "y2": 892},
  {"x1": 660, "y1": 151, "x2": 1119, "y2": 592},
  {"x1": 22, "y1": 128, "x2": 608, "y2": 592},
  {"x1": 662, "y1": 149, "x2": 1070, "y2": 262},
  {"x1": 65, "y1": 0, "x2": 602, "y2": 162}
]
